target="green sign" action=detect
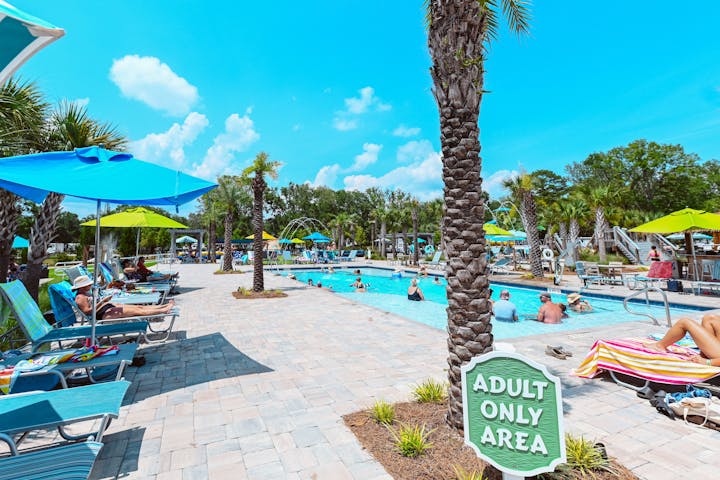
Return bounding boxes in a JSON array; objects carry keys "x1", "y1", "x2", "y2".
[{"x1": 462, "y1": 351, "x2": 566, "y2": 477}]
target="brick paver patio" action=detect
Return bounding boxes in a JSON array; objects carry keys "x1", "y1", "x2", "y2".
[{"x1": 83, "y1": 262, "x2": 720, "y2": 479}]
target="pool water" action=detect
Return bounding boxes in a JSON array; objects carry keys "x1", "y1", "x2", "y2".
[{"x1": 282, "y1": 267, "x2": 703, "y2": 339}]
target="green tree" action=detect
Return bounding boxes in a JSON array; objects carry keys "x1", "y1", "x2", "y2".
[
  {"x1": 504, "y1": 173, "x2": 544, "y2": 277},
  {"x1": 427, "y1": 0, "x2": 531, "y2": 429},
  {"x1": 584, "y1": 186, "x2": 620, "y2": 263},
  {"x1": 242, "y1": 152, "x2": 281, "y2": 292},
  {"x1": 215, "y1": 176, "x2": 246, "y2": 272}
]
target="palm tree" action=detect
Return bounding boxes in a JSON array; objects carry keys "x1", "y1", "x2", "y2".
[
  {"x1": 199, "y1": 189, "x2": 222, "y2": 263},
  {"x1": 0, "y1": 80, "x2": 47, "y2": 282},
  {"x1": 567, "y1": 198, "x2": 589, "y2": 261},
  {"x1": 410, "y1": 198, "x2": 421, "y2": 265},
  {"x1": 329, "y1": 212, "x2": 351, "y2": 249},
  {"x1": 215, "y1": 176, "x2": 244, "y2": 272},
  {"x1": 242, "y1": 152, "x2": 281, "y2": 292},
  {"x1": 427, "y1": 0, "x2": 530, "y2": 429},
  {"x1": 24, "y1": 101, "x2": 126, "y2": 299},
  {"x1": 504, "y1": 173, "x2": 544, "y2": 277},
  {"x1": 585, "y1": 186, "x2": 619, "y2": 263}
]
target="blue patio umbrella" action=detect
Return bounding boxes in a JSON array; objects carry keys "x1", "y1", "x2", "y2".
[
  {"x1": 11, "y1": 235, "x2": 27, "y2": 248},
  {"x1": 302, "y1": 232, "x2": 331, "y2": 243},
  {"x1": 0, "y1": 146, "x2": 217, "y2": 344},
  {"x1": 278, "y1": 238, "x2": 293, "y2": 244},
  {"x1": 667, "y1": 232, "x2": 713, "y2": 241},
  {"x1": 0, "y1": 1, "x2": 65, "y2": 84}
]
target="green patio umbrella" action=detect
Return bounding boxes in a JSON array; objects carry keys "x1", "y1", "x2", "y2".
[
  {"x1": 630, "y1": 208, "x2": 720, "y2": 282},
  {"x1": 82, "y1": 207, "x2": 188, "y2": 258}
]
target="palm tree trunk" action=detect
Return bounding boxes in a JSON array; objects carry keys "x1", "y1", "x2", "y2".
[
  {"x1": 222, "y1": 212, "x2": 234, "y2": 272},
  {"x1": 596, "y1": 207, "x2": 607, "y2": 263},
  {"x1": 522, "y1": 192, "x2": 544, "y2": 278},
  {"x1": 559, "y1": 223, "x2": 568, "y2": 249},
  {"x1": 412, "y1": 209, "x2": 419, "y2": 265},
  {"x1": 208, "y1": 220, "x2": 216, "y2": 263},
  {"x1": 252, "y1": 182, "x2": 265, "y2": 292},
  {"x1": 24, "y1": 192, "x2": 64, "y2": 301},
  {"x1": 0, "y1": 190, "x2": 20, "y2": 283},
  {"x1": 380, "y1": 221, "x2": 387, "y2": 257}
]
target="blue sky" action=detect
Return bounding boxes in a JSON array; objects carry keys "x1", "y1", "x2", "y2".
[{"x1": 10, "y1": 1, "x2": 720, "y2": 217}]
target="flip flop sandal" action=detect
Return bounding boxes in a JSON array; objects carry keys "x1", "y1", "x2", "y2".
[
  {"x1": 558, "y1": 346, "x2": 573, "y2": 357},
  {"x1": 545, "y1": 345, "x2": 568, "y2": 360},
  {"x1": 650, "y1": 391, "x2": 676, "y2": 419},
  {"x1": 594, "y1": 442, "x2": 608, "y2": 460}
]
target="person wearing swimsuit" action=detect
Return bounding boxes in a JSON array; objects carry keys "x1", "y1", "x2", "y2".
[
  {"x1": 71, "y1": 275, "x2": 175, "y2": 320},
  {"x1": 407, "y1": 278, "x2": 425, "y2": 301},
  {"x1": 646, "y1": 245, "x2": 661, "y2": 262}
]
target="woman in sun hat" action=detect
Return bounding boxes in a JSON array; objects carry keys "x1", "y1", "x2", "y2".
[
  {"x1": 567, "y1": 293, "x2": 593, "y2": 312},
  {"x1": 72, "y1": 275, "x2": 174, "y2": 320}
]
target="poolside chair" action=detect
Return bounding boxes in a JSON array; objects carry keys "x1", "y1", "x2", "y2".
[
  {"x1": 295, "y1": 250, "x2": 313, "y2": 264},
  {"x1": 420, "y1": 250, "x2": 443, "y2": 268},
  {"x1": 0, "y1": 281, "x2": 147, "y2": 353},
  {"x1": 573, "y1": 337, "x2": 720, "y2": 391},
  {"x1": 489, "y1": 257, "x2": 513, "y2": 275},
  {"x1": 48, "y1": 282, "x2": 177, "y2": 343},
  {"x1": 339, "y1": 250, "x2": 357, "y2": 262},
  {"x1": 574, "y1": 261, "x2": 603, "y2": 288},
  {"x1": 0, "y1": 441, "x2": 103, "y2": 480},
  {"x1": 624, "y1": 261, "x2": 673, "y2": 290},
  {"x1": 104, "y1": 261, "x2": 173, "y2": 297}
]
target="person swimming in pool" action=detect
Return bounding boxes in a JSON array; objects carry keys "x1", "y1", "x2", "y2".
[
  {"x1": 433, "y1": 276, "x2": 441, "y2": 285},
  {"x1": 407, "y1": 278, "x2": 424, "y2": 301},
  {"x1": 350, "y1": 277, "x2": 366, "y2": 292}
]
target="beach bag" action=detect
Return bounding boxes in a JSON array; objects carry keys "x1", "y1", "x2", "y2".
[
  {"x1": 666, "y1": 280, "x2": 683, "y2": 292},
  {"x1": 668, "y1": 396, "x2": 720, "y2": 427}
]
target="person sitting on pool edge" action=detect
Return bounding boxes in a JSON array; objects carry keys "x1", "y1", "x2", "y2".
[
  {"x1": 567, "y1": 293, "x2": 593, "y2": 312},
  {"x1": 648, "y1": 314, "x2": 720, "y2": 366},
  {"x1": 407, "y1": 278, "x2": 425, "y2": 301},
  {"x1": 526, "y1": 292, "x2": 563, "y2": 324},
  {"x1": 418, "y1": 266, "x2": 428, "y2": 277},
  {"x1": 493, "y1": 290, "x2": 518, "y2": 322},
  {"x1": 72, "y1": 275, "x2": 174, "y2": 320}
]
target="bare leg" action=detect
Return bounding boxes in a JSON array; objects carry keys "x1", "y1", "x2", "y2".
[
  {"x1": 649, "y1": 317, "x2": 720, "y2": 358},
  {"x1": 701, "y1": 314, "x2": 720, "y2": 338},
  {"x1": 104, "y1": 301, "x2": 174, "y2": 319}
]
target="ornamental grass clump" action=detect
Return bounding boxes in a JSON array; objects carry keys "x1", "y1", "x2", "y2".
[
  {"x1": 452, "y1": 465, "x2": 488, "y2": 480},
  {"x1": 388, "y1": 423, "x2": 433, "y2": 457},
  {"x1": 412, "y1": 378, "x2": 448, "y2": 403},
  {"x1": 541, "y1": 434, "x2": 616, "y2": 479},
  {"x1": 369, "y1": 400, "x2": 395, "y2": 425}
]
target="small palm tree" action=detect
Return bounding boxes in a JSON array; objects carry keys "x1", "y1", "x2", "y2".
[
  {"x1": 242, "y1": 152, "x2": 281, "y2": 292},
  {"x1": 409, "y1": 198, "x2": 421, "y2": 265},
  {"x1": 215, "y1": 176, "x2": 244, "y2": 272},
  {"x1": 504, "y1": 173, "x2": 544, "y2": 278},
  {"x1": 585, "y1": 186, "x2": 620, "y2": 263}
]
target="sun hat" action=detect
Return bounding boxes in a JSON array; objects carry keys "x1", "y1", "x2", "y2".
[
  {"x1": 567, "y1": 293, "x2": 582, "y2": 304},
  {"x1": 71, "y1": 275, "x2": 93, "y2": 290}
]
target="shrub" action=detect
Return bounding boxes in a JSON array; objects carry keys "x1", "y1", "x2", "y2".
[
  {"x1": 369, "y1": 400, "x2": 395, "y2": 425},
  {"x1": 412, "y1": 378, "x2": 448, "y2": 403},
  {"x1": 452, "y1": 465, "x2": 487, "y2": 480},
  {"x1": 541, "y1": 434, "x2": 616, "y2": 479},
  {"x1": 388, "y1": 423, "x2": 433, "y2": 457}
]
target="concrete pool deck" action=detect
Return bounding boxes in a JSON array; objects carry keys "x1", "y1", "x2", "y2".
[{"x1": 83, "y1": 261, "x2": 720, "y2": 479}]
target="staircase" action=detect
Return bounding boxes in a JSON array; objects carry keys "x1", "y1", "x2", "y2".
[{"x1": 635, "y1": 241, "x2": 654, "y2": 266}]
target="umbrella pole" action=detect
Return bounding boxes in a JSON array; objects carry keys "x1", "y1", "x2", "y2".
[
  {"x1": 691, "y1": 235, "x2": 700, "y2": 289},
  {"x1": 91, "y1": 199, "x2": 100, "y2": 346}
]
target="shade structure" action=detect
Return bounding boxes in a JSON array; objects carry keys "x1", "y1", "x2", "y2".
[
  {"x1": 11, "y1": 235, "x2": 27, "y2": 248},
  {"x1": 291, "y1": 238, "x2": 304, "y2": 244},
  {"x1": 667, "y1": 232, "x2": 713, "y2": 241},
  {"x1": 0, "y1": 146, "x2": 217, "y2": 346},
  {"x1": 81, "y1": 207, "x2": 188, "y2": 258},
  {"x1": 175, "y1": 235, "x2": 197, "y2": 244},
  {"x1": 302, "y1": 232, "x2": 331, "y2": 242},
  {"x1": 278, "y1": 238, "x2": 293, "y2": 244},
  {"x1": 244, "y1": 231, "x2": 276, "y2": 241},
  {"x1": 483, "y1": 223, "x2": 512, "y2": 236},
  {"x1": 0, "y1": 1, "x2": 64, "y2": 85}
]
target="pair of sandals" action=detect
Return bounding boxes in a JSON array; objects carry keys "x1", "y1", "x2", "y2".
[
  {"x1": 638, "y1": 387, "x2": 676, "y2": 419},
  {"x1": 545, "y1": 345, "x2": 573, "y2": 359}
]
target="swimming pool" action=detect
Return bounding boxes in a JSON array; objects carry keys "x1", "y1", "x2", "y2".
[{"x1": 281, "y1": 266, "x2": 706, "y2": 339}]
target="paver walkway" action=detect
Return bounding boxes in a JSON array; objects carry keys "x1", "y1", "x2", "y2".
[{"x1": 87, "y1": 262, "x2": 720, "y2": 480}]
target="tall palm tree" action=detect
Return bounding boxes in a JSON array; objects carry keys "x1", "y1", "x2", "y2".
[
  {"x1": 329, "y1": 212, "x2": 350, "y2": 249},
  {"x1": 242, "y1": 152, "x2": 281, "y2": 292},
  {"x1": 504, "y1": 173, "x2": 544, "y2": 277},
  {"x1": 200, "y1": 189, "x2": 222, "y2": 263},
  {"x1": 216, "y1": 176, "x2": 244, "y2": 272},
  {"x1": 410, "y1": 198, "x2": 421, "y2": 265},
  {"x1": 585, "y1": 186, "x2": 619, "y2": 263},
  {"x1": 567, "y1": 197, "x2": 589, "y2": 261},
  {"x1": 427, "y1": 0, "x2": 531, "y2": 429},
  {"x1": 0, "y1": 80, "x2": 47, "y2": 282}
]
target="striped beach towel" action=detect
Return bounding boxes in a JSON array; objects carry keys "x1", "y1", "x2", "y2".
[{"x1": 573, "y1": 338, "x2": 720, "y2": 385}]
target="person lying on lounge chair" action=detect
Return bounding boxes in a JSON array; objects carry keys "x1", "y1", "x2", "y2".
[
  {"x1": 649, "y1": 314, "x2": 720, "y2": 366},
  {"x1": 136, "y1": 256, "x2": 178, "y2": 282},
  {"x1": 72, "y1": 275, "x2": 174, "y2": 320}
]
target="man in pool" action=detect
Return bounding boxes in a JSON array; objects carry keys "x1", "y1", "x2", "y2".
[
  {"x1": 493, "y1": 290, "x2": 518, "y2": 322},
  {"x1": 530, "y1": 292, "x2": 563, "y2": 324}
]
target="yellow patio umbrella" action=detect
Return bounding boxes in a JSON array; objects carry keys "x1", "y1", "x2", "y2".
[
  {"x1": 244, "y1": 231, "x2": 277, "y2": 241},
  {"x1": 483, "y1": 223, "x2": 512, "y2": 236}
]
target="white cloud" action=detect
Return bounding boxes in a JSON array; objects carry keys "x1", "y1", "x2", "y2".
[
  {"x1": 349, "y1": 143, "x2": 381, "y2": 172},
  {"x1": 312, "y1": 164, "x2": 342, "y2": 188},
  {"x1": 73, "y1": 97, "x2": 90, "y2": 108},
  {"x1": 397, "y1": 140, "x2": 435, "y2": 164},
  {"x1": 191, "y1": 113, "x2": 260, "y2": 180},
  {"x1": 332, "y1": 86, "x2": 391, "y2": 131},
  {"x1": 484, "y1": 169, "x2": 518, "y2": 200},
  {"x1": 343, "y1": 140, "x2": 443, "y2": 200},
  {"x1": 131, "y1": 112, "x2": 209, "y2": 168},
  {"x1": 332, "y1": 118, "x2": 357, "y2": 131},
  {"x1": 392, "y1": 125, "x2": 421, "y2": 137},
  {"x1": 109, "y1": 55, "x2": 199, "y2": 116}
]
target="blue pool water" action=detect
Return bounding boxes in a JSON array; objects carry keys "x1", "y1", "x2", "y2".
[{"x1": 282, "y1": 266, "x2": 704, "y2": 339}]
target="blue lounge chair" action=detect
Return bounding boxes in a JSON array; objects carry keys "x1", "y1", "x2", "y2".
[
  {"x1": 489, "y1": 257, "x2": 513, "y2": 275},
  {"x1": 102, "y1": 262, "x2": 173, "y2": 298},
  {"x1": 48, "y1": 282, "x2": 177, "y2": 343},
  {"x1": 339, "y1": 250, "x2": 357, "y2": 262},
  {"x1": 420, "y1": 250, "x2": 444, "y2": 268},
  {"x1": 0, "y1": 440, "x2": 103, "y2": 480},
  {"x1": 574, "y1": 261, "x2": 603, "y2": 288},
  {"x1": 0, "y1": 281, "x2": 147, "y2": 353}
]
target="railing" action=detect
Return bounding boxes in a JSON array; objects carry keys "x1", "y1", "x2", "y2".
[
  {"x1": 652, "y1": 233, "x2": 678, "y2": 255},
  {"x1": 623, "y1": 286, "x2": 672, "y2": 327},
  {"x1": 613, "y1": 226, "x2": 640, "y2": 264}
]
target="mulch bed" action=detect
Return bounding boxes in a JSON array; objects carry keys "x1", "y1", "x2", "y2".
[
  {"x1": 231, "y1": 290, "x2": 287, "y2": 299},
  {"x1": 344, "y1": 401, "x2": 638, "y2": 480},
  {"x1": 214, "y1": 270, "x2": 245, "y2": 274}
]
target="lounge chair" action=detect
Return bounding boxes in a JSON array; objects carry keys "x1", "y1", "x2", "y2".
[
  {"x1": 0, "y1": 380, "x2": 129, "y2": 453},
  {"x1": 295, "y1": 250, "x2": 313, "y2": 263},
  {"x1": 102, "y1": 262, "x2": 173, "y2": 298},
  {"x1": 0, "y1": 281, "x2": 147, "y2": 353},
  {"x1": 623, "y1": 261, "x2": 673, "y2": 290},
  {"x1": 48, "y1": 282, "x2": 177, "y2": 343},
  {"x1": 420, "y1": 250, "x2": 443, "y2": 268},
  {"x1": 0, "y1": 440, "x2": 102, "y2": 480},
  {"x1": 574, "y1": 261, "x2": 603, "y2": 288},
  {"x1": 573, "y1": 337, "x2": 720, "y2": 391},
  {"x1": 339, "y1": 250, "x2": 357, "y2": 262},
  {"x1": 489, "y1": 257, "x2": 512, "y2": 275}
]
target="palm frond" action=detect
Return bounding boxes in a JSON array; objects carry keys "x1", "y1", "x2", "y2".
[{"x1": 502, "y1": 0, "x2": 532, "y2": 36}]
